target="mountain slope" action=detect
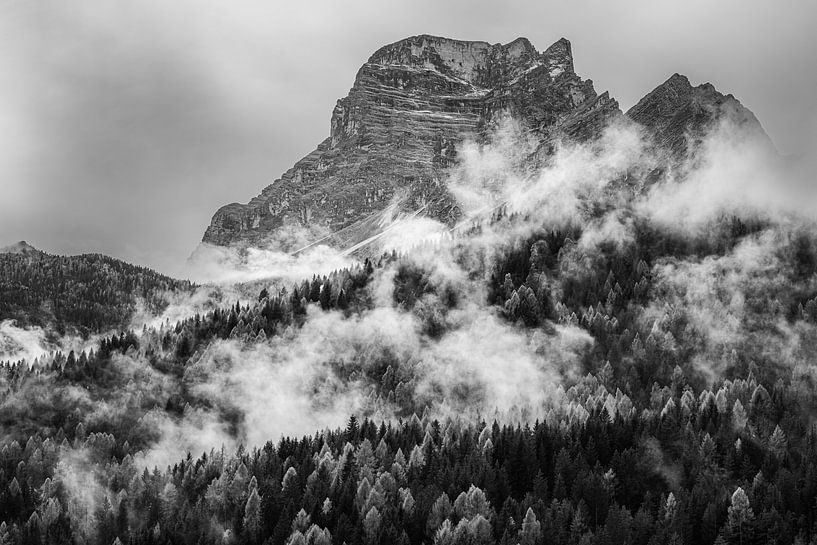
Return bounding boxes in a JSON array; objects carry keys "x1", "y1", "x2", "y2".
[{"x1": 0, "y1": 244, "x2": 194, "y2": 334}]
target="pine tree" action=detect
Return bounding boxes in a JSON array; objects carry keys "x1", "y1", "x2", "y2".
[
  {"x1": 244, "y1": 478, "x2": 262, "y2": 544},
  {"x1": 769, "y1": 425, "x2": 787, "y2": 460},
  {"x1": 427, "y1": 493, "x2": 452, "y2": 536},
  {"x1": 732, "y1": 400, "x2": 748, "y2": 430},
  {"x1": 337, "y1": 289, "x2": 349, "y2": 310},
  {"x1": 309, "y1": 278, "x2": 322, "y2": 302},
  {"x1": 727, "y1": 487, "x2": 754, "y2": 545},
  {"x1": 519, "y1": 508, "x2": 542, "y2": 545},
  {"x1": 346, "y1": 415, "x2": 360, "y2": 440},
  {"x1": 363, "y1": 506, "x2": 381, "y2": 545},
  {"x1": 319, "y1": 282, "x2": 332, "y2": 310}
]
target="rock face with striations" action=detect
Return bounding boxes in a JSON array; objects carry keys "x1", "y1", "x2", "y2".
[
  {"x1": 201, "y1": 35, "x2": 771, "y2": 251},
  {"x1": 202, "y1": 35, "x2": 620, "y2": 249}
]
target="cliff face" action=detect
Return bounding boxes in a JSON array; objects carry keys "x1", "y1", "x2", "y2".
[
  {"x1": 201, "y1": 35, "x2": 620, "y2": 248},
  {"x1": 202, "y1": 35, "x2": 770, "y2": 250}
]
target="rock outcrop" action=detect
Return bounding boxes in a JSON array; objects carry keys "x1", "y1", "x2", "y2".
[{"x1": 202, "y1": 35, "x2": 620, "y2": 248}]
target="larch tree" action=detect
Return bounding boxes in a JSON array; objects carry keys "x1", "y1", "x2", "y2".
[{"x1": 728, "y1": 487, "x2": 754, "y2": 545}]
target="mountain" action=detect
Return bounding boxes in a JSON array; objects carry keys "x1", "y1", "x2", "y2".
[
  {"x1": 201, "y1": 35, "x2": 620, "y2": 249},
  {"x1": 4, "y1": 35, "x2": 817, "y2": 545},
  {"x1": 201, "y1": 35, "x2": 771, "y2": 253},
  {"x1": 627, "y1": 72, "x2": 772, "y2": 161}
]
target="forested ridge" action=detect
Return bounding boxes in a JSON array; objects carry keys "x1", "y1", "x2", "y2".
[
  {"x1": 2, "y1": 205, "x2": 817, "y2": 544},
  {"x1": 0, "y1": 250, "x2": 195, "y2": 335}
]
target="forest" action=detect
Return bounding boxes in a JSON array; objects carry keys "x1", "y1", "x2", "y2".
[
  {"x1": 2, "y1": 115, "x2": 817, "y2": 545},
  {"x1": 1, "y1": 205, "x2": 817, "y2": 544},
  {"x1": 0, "y1": 251, "x2": 194, "y2": 336}
]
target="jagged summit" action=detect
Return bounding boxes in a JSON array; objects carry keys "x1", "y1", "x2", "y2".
[
  {"x1": 366, "y1": 35, "x2": 571, "y2": 87},
  {"x1": 201, "y1": 36, "x2": 771, "y2": 251},
  {"x1": 627, "y1": 72, "x2": 770, "y2": 158},
  {"x1": 542, "y1": 38, "x2": 574, "y2": 74},
  {"x1": 202, "y1": 35, "x2": 619, "y2": 248}
]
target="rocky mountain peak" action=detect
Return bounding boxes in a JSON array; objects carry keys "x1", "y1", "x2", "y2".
[
  {"x1": 202, "y1": 35, "x2": 618, "y2": 249},
  {"x1": 542, "y1": 37, "x2": 574, "y2": 74},
  {"x1": 627, "y1": 73, "x2": 770, "y2": 158},
  {"x1": 365, "y1": 35, "x2": 566, "y2": 88},
  {"x1": 201, "y1": 36, "x2": 770, "y2": 252},
  {"x1": 665, "y1": 73, "x2": 693, "y2": 91}
]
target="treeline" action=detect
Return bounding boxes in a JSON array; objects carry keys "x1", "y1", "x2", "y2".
[{"x1": 0, "y1": 251, "x2": 195, "y2": 335}]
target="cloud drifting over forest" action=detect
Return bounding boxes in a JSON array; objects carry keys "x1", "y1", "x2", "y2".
[
  {"x1": 122, "y1": 103, "x2": 814, "y2": 467},
  {"x1": 4, "y1": 102, "x2": 817, "y2": 480}
]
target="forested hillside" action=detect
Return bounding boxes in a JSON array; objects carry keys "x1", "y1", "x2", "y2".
[
  {"x1": 0, "y1": 248, "x2": 194, "y2": 335},
  {"x1": 1, "y1": 204, "x2": 817, "y2": 544},
  {"x1": 1, "y1": 105, "x2": 816, "y2": 545}
]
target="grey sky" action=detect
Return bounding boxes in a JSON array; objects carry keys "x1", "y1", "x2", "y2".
[{"x1": 1, "y1": 0, "x2": 815, "y2": 276}]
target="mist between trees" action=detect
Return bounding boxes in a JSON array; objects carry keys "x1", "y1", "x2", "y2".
[{"x1": 1, "y1": 110, "x2": 817, "y2": 544}]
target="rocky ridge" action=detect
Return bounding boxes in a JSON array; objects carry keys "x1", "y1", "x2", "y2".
[
  {"x1": 627, "y1": 73, "x2": 770, "y2": 161},
  {"x1": 202, "y1": 35, "x2": 769, "y2": 250}
]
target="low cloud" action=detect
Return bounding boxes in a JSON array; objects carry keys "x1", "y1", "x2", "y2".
[
  {"x1": 186, "y1": 243, "x2": 354, "y2": 286},
  {"x1": 0, "y1": 320, "x2": 97, "y2": 365},
  {"x1": 10, "y1": 104, "x2": 817, "y2": 475},
  {"x1": 638, "y1": 110, "x2": 814, "y2": 232}
]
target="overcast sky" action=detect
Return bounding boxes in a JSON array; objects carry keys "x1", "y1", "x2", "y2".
[{"x1": 1, "y1": 0, "x2": 815, "y2": 276}]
